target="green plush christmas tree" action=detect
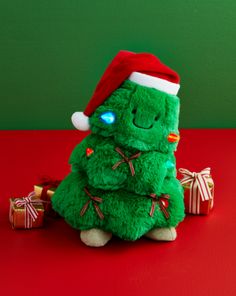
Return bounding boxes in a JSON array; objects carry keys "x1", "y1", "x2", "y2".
[{"x1": 52, "y1": 51, "x2": 185, "y2": 247}]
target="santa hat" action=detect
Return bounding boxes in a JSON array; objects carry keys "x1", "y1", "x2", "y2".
[{"x1": 72, "y1": 50, "x2": 180, "y2": 131}]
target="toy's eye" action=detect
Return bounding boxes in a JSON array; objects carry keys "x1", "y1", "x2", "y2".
[
  {"x1": 132, "y1": 108, "x2": 137, "y2": 114},
  {"x1": 100, "y1": 111, "x2": 116, "y2": 124}
]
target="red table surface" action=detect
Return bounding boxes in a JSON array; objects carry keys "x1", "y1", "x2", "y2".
[{"x1": 0, "y1": 129, "x2": 235, "y2": 296}]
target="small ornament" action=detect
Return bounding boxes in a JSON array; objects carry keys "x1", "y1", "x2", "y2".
[
  {"x1": 100, "y1": 111, "x2": 116, "y2": 124},
  {"x1": 86, "y1": 148, "x2": 94, "y2": 157},
  {"x1": 167, "y1": 133, "x2": 180, "y2": 143},
  {"x1": 165, "y1": 160, "x2": 174, "y2": 169},
  {"x1": 160, "y1": 198, "x2": 169, "y2": 208}
]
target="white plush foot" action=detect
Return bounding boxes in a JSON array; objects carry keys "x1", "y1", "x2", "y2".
[
  {"x1": 145, "y1": 227, "x2": 177, "y2": 241},
  {"x1": 80, "y1": 228, "x2": 112, "y2": 247}
]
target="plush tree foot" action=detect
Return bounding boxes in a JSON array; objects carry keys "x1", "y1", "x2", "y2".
[
  {"x1": 80, "y1": 228, "x2": 112, "y2": 247},
  {"x1": 145, "y1": 227, "x2": 177, "y2": 241}
]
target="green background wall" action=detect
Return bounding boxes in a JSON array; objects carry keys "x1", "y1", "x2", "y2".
[{"x1": 0, "y1": 0, "x2": 235, "y2": 129}]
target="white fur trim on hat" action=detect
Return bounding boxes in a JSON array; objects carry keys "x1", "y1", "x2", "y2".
[
  {"x1": 71, "y1": 112, "x2": 90, "y2": 131},
  {"x1": 128, "y1": 71, "x2": 180, "y2": 95}
]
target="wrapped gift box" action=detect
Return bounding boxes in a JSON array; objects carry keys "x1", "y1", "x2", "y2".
[
  {"x1": 179, "y1": 168, "x2": 214, "y2": 215},
  {"x1": 182, "y1": 180, "x2": 214, "y2": 214},
  {"x1": 9, "y1": 195, "x2": 44, "y2": 229},
  {"x1": 34, "y1": 178, "x2": 61, "y2": 217}
]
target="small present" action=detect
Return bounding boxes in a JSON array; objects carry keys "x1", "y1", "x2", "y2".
[
  {"x1": 34, "y1": 177, "x2": 61, "y2": 217},
  {"x1": 179, "y1": 168, "x2": 214, "y2": 215},
  {"x1": 9, "y1": 192, "x2": 44, "y2": 229}
]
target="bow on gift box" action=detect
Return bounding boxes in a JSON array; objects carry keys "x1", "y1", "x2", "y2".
[
  {"x1": 179, "y1": 168, "x2": 214, "y2": 214},
  {"x1": 15, "y1": 192, "x2": 44, "y2": 229}
]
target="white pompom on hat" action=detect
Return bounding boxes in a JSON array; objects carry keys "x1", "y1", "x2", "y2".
[
  {"x1": 71, "y1": 112, "x2": 90, "y2": 131},
  {"x1": 72, "y1": 50, "x2": 180, "y2": 131}
]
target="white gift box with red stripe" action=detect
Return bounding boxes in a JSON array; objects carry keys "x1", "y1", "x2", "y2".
[{"x1": 179, "y1": 168, "x2": 214, "y2": 215}]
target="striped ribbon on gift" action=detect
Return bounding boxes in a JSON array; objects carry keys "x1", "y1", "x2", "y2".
[
  {"x1": 15, "y1": 192, "x2": 43, "y2": 228},
  {"x1": 179, "y1": 168, "x2": 213, "y2": 214}
]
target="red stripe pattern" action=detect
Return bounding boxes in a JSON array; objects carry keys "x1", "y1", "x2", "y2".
[
  {"x1": 179, "y1": 168, "x2": 213, "y2": 214},
  {"x1": 112, "y1": 147, "x2": 141, "y2": 176},
  {"x1": 148, "y1": 193, "x2": 170, "y2": 219},
  {"x1": 14, "y1": 192, "x2": 43, "y2": 229},
  {"x1": 80, "y1": 187, "x2": 104, "y2": 220}
]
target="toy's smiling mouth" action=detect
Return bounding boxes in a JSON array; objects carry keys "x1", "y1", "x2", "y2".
[
  {"x1": 132, "y1": 108, "x2": 160, "y2": 130},
  {"x1": 132, "y1": 119, "x2": 154, "y2": 129}
]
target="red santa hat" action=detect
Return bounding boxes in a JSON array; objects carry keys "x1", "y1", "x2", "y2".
[{"x1": 72, "y1": 50, "x2": 180, "y2": 131}]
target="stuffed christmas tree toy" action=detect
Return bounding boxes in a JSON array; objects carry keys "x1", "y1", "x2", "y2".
[{"x1": 52, "y1": 50, "x2": 185, "y2": 247}]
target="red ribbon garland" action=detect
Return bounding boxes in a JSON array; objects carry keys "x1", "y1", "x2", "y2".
[
  {"x1": 80, "y1": 187, "x2": 104, "y2": 220},
  {"x1": 148, "y1": 193, "x2": 170, "y2": 219},
  {"x1": 112, "y1": 147, "x2": 141, "y2": 176}
]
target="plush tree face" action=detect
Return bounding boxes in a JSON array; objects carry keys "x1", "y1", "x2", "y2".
[{"x1": 90, "y1": 80, "x2": 180, "y2": 152}]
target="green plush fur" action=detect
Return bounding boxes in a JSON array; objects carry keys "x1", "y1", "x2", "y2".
[{"x1": 52, "y1": 80, "x2": 185, "y2": 240}]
